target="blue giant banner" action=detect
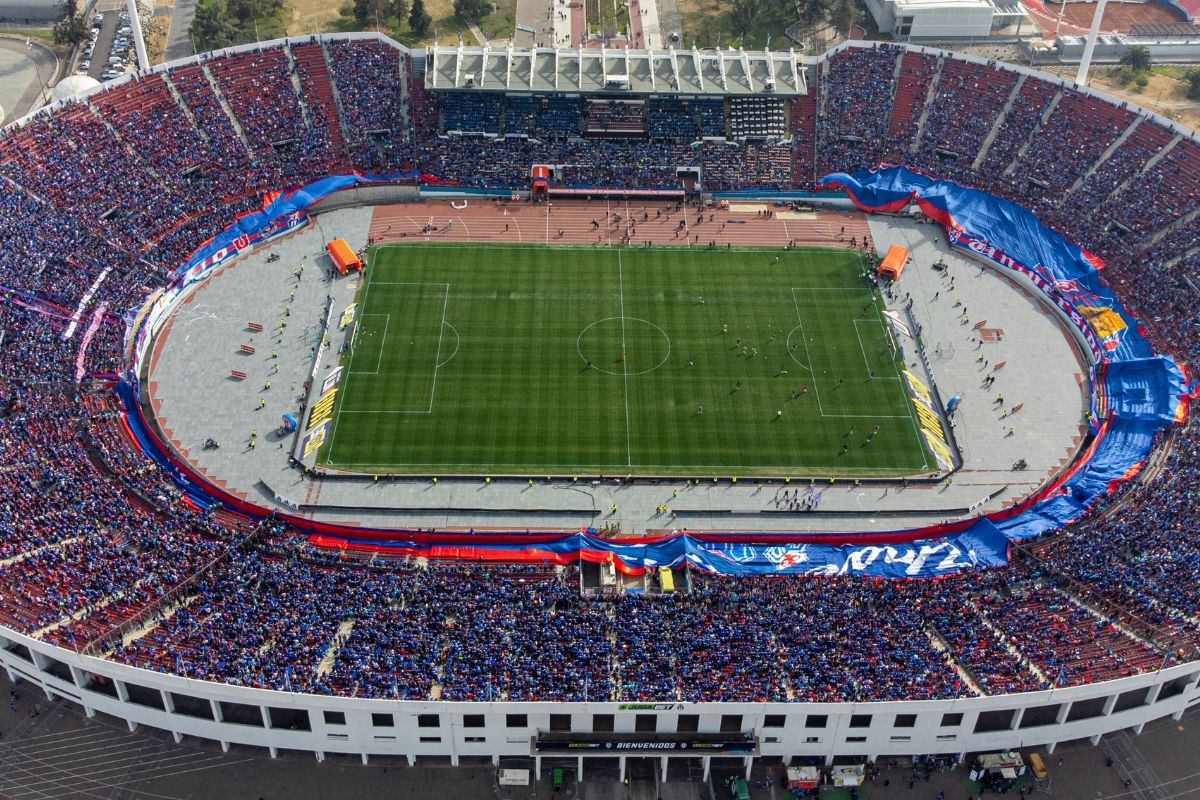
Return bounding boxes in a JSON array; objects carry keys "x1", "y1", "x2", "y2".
[
  {"x1": 818, "y1": 166, "x2": 1188, "y2": 543},
  {"x1": 313, "y1": 523, "x2": 1011, "y2": 578}
]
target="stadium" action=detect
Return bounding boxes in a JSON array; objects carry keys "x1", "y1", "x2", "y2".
[{"x1": 0, "y1": 28, "x2": 1197, "y2": 793}]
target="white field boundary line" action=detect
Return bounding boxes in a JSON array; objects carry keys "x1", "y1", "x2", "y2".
[
  {"x1": 327, "y1": 270, "x2": 376, "y2": 463},
  {"x1": 618, "y1": 249, "x2": 632, "y2": 467},
  {"x1": 426, "y1": 282, "x2": 452, "y2": 414},
  {"x1": 318, "y1": 460, "x2": 924, "y2": 472},
  {"x1": 791, "y1": 287, "x2": 911, "y2": 421},
  {"x1": 853, "y1": 251, "x2": 933, "y2": 470},
  {"x1": 341, "y1": 283, "x2": 451, "y2": 415},
  {"x1": 851, "y1": 318, "x2": 901, "y2": 381},
  {"x1": 790, "y1": 287, "x2": 827, "y2": 416},
  {"x1": 347, "y1": 313, "x2": 390, "y2": 376},
  {"x1": 373, "y1": 242, "x2": 869, "y2": 257}
]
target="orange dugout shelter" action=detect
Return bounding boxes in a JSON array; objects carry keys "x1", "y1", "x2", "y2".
[
  {"x1": 877, "y1": 245, "x2": 908, "y2": 281},
  {"x1": 327, "y1": 239, "x2": 362, "y2": 275}
]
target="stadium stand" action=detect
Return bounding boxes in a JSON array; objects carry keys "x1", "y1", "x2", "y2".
[
  {"x1": 886, "y1": 50, "x2": 940, "y2": 152},
  {"x1": 0, "y1": 37, "x2": 1197, "y2": 726},
  {"x1": 977, "y1": 76, "x2": 1059, "y2": 179},
  {"x1": 816, "y1": 45, "x2": 900, "y2": 177},
  {"x1": 914, "y1": 58, "x2": 1018, "y2": 178},
  {"x1": 441, "y1": 90, "x2": 502, "y2": 135}
]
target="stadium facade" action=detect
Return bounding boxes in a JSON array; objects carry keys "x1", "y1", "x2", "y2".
[
  {"x1": 2, "y1": 626, "x2": 1197, "y2": 774},
  {"x1": 1, "y1": 32, "x2": 1198, "y2": 773}
]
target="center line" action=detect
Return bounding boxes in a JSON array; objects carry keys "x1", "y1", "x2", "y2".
[{"x1": 618, "y1": 250, "x2": 631, "y2": 467}]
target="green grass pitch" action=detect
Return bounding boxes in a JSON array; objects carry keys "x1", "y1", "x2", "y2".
[{"x1": 319, "y1": 243, "x2": 932, "y2": 477}]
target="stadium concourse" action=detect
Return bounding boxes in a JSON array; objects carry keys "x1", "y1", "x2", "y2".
[{"x1": 0, "y1": 32, "x2": 1197, "y2": 767}]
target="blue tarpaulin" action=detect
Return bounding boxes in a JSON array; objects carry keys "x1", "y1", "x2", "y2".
[{"x1": 819, "y1": 167, "x2": 1188, "y2": 542}]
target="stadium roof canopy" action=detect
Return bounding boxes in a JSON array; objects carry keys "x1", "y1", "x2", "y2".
[{"x1": 424, "y1": 46, "x2": 807, "y2": 97}]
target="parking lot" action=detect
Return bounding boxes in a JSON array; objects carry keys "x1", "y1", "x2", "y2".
[{"x1": 75, "y1": 6, "x2": 137, "y2": 83}]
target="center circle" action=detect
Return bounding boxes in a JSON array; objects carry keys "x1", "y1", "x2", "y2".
[{"x1": 577, "y1": 317, "x2": 672, "y2": 376}]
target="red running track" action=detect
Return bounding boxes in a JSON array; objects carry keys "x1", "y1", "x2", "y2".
[{"x1": 368, "y1": 198, "x2": 875, "y2": 252}]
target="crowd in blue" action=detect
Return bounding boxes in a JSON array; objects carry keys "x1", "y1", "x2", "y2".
[{"x1": 0, "y1": 37, "x2": 1195, "y2": 702}]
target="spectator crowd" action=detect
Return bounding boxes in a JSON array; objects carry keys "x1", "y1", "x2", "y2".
[{"x1": 0, "y1": 35, "x2": 1195, "y2": 705}]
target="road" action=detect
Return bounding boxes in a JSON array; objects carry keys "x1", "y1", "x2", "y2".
[{"x1": 0, "y1": 36, "x2": 58, "y2": 122}]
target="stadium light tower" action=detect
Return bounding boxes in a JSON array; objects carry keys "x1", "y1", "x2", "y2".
[
  {"x1": 1074, "y1": 0, "x2": 1109, "y2": 87},
  {"x1": 127, "y1": 0, "x2": 150, "y2": 72}
]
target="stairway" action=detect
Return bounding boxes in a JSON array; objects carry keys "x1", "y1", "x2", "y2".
[
  {"x1": 316, "y1": 618, "x2": 355, "y2": 678},
  {"x1": 84, "y1": 101, "x2": 171, "y2": 189},
  {"x1": 118, "y1": 593, "x2": 199, "y2": 649},
  {"x1": 1002, "y1": 86, "x2": 1064, "y2": 177},
  {"x1": 1104, "y1": 133, "x2": 1182, "y2": 206},
  {"x1": 1138, "y1": 205, "x2": 1200, "y2": 252},
  {"x1": 162, "y1": 72, "x2": 217, "y2": 151},
  {"x1": 925, "y1": 626, "x2": 985, "y2": 697},
  {"x1": 908, "y1": 56, "x2": 945, "y2": 153},
  {"x1": 289, "y1": 41, "x2": 350, "y2": 167},
  {"x1": 973, "y1": 74, "x2": 1026, "y2": 170},
  {"x1": 974, "y1": 602, "x2": 1052, "y2": 687},
  {"x1": 1066, "y1": 116, "x2": 1143, "y2": 198},
  {"x1": 201, "y1": 63, "x2": 256, "y2": 156}
]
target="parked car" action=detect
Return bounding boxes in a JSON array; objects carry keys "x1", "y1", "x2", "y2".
[{"x1": 76, "y1": 60, "x2": 91, "y2": 73}]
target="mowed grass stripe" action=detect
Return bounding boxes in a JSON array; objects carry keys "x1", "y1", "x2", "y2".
[
  {"x1": 343, "y1": 284, "x2": 447, "y2": 409},
  {"x1": 320, "y1": 244, "x2": 929, "y2": 476}
]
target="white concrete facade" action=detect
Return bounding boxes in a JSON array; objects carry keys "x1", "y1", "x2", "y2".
[
  {"x1": 4, "y1": 626, "x2": 1197, "y2": 766},
  {"x1": 865, "y1": 0, "x2": 994, "y2": 39}
]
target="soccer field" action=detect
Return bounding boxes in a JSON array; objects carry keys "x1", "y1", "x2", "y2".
[{"x1": 319, "y1": 243, "x2": 931, "y2": 477}]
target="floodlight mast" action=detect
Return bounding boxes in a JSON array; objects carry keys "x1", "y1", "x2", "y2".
[
  {"x1": 127, "y1": 0, "x2": 150, "y2": 72},
  {"x1": 1074, "y1": 0, "x2": 1109, "y2": 87}
]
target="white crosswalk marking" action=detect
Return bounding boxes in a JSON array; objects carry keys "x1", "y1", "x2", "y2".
[{"x1": 0, "y1": 711, "x2": 251, "y2": 800}]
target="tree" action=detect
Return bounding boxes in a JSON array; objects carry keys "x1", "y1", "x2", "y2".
[
  {"x1": 1187, "y1": 69, "x2": 1200, "y2": 101},
  {"x1": 829, "y1": 0, "x2": 856, "y2": 36},
  {"x1": 393, "y1": 0, "x2": 409, "y2": 26},
  {"x1": 730, "y1": 0, "x2": 761, "y2": 38},
  {"x1": 453, "y1": 0, "x2": 489, "y2": 19},
  {"x1": 53, "y1": 0, "x2": 89, "y2": 46},
  {"x1": 408, "y1": 0, "x2": 431, "y2": 35},
  {"x1": 799, "y1": 0, "x2": 829, "y2": 26},
  {"x1": 191, "y1": 0, "x2": 235, "y2": 49},
  {"x1": 1119, "y1": 45, "x2": 1151, "y2": 74},
  {"x1": 353, "y1": 0, "x2": 392, "y2": 26}
]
